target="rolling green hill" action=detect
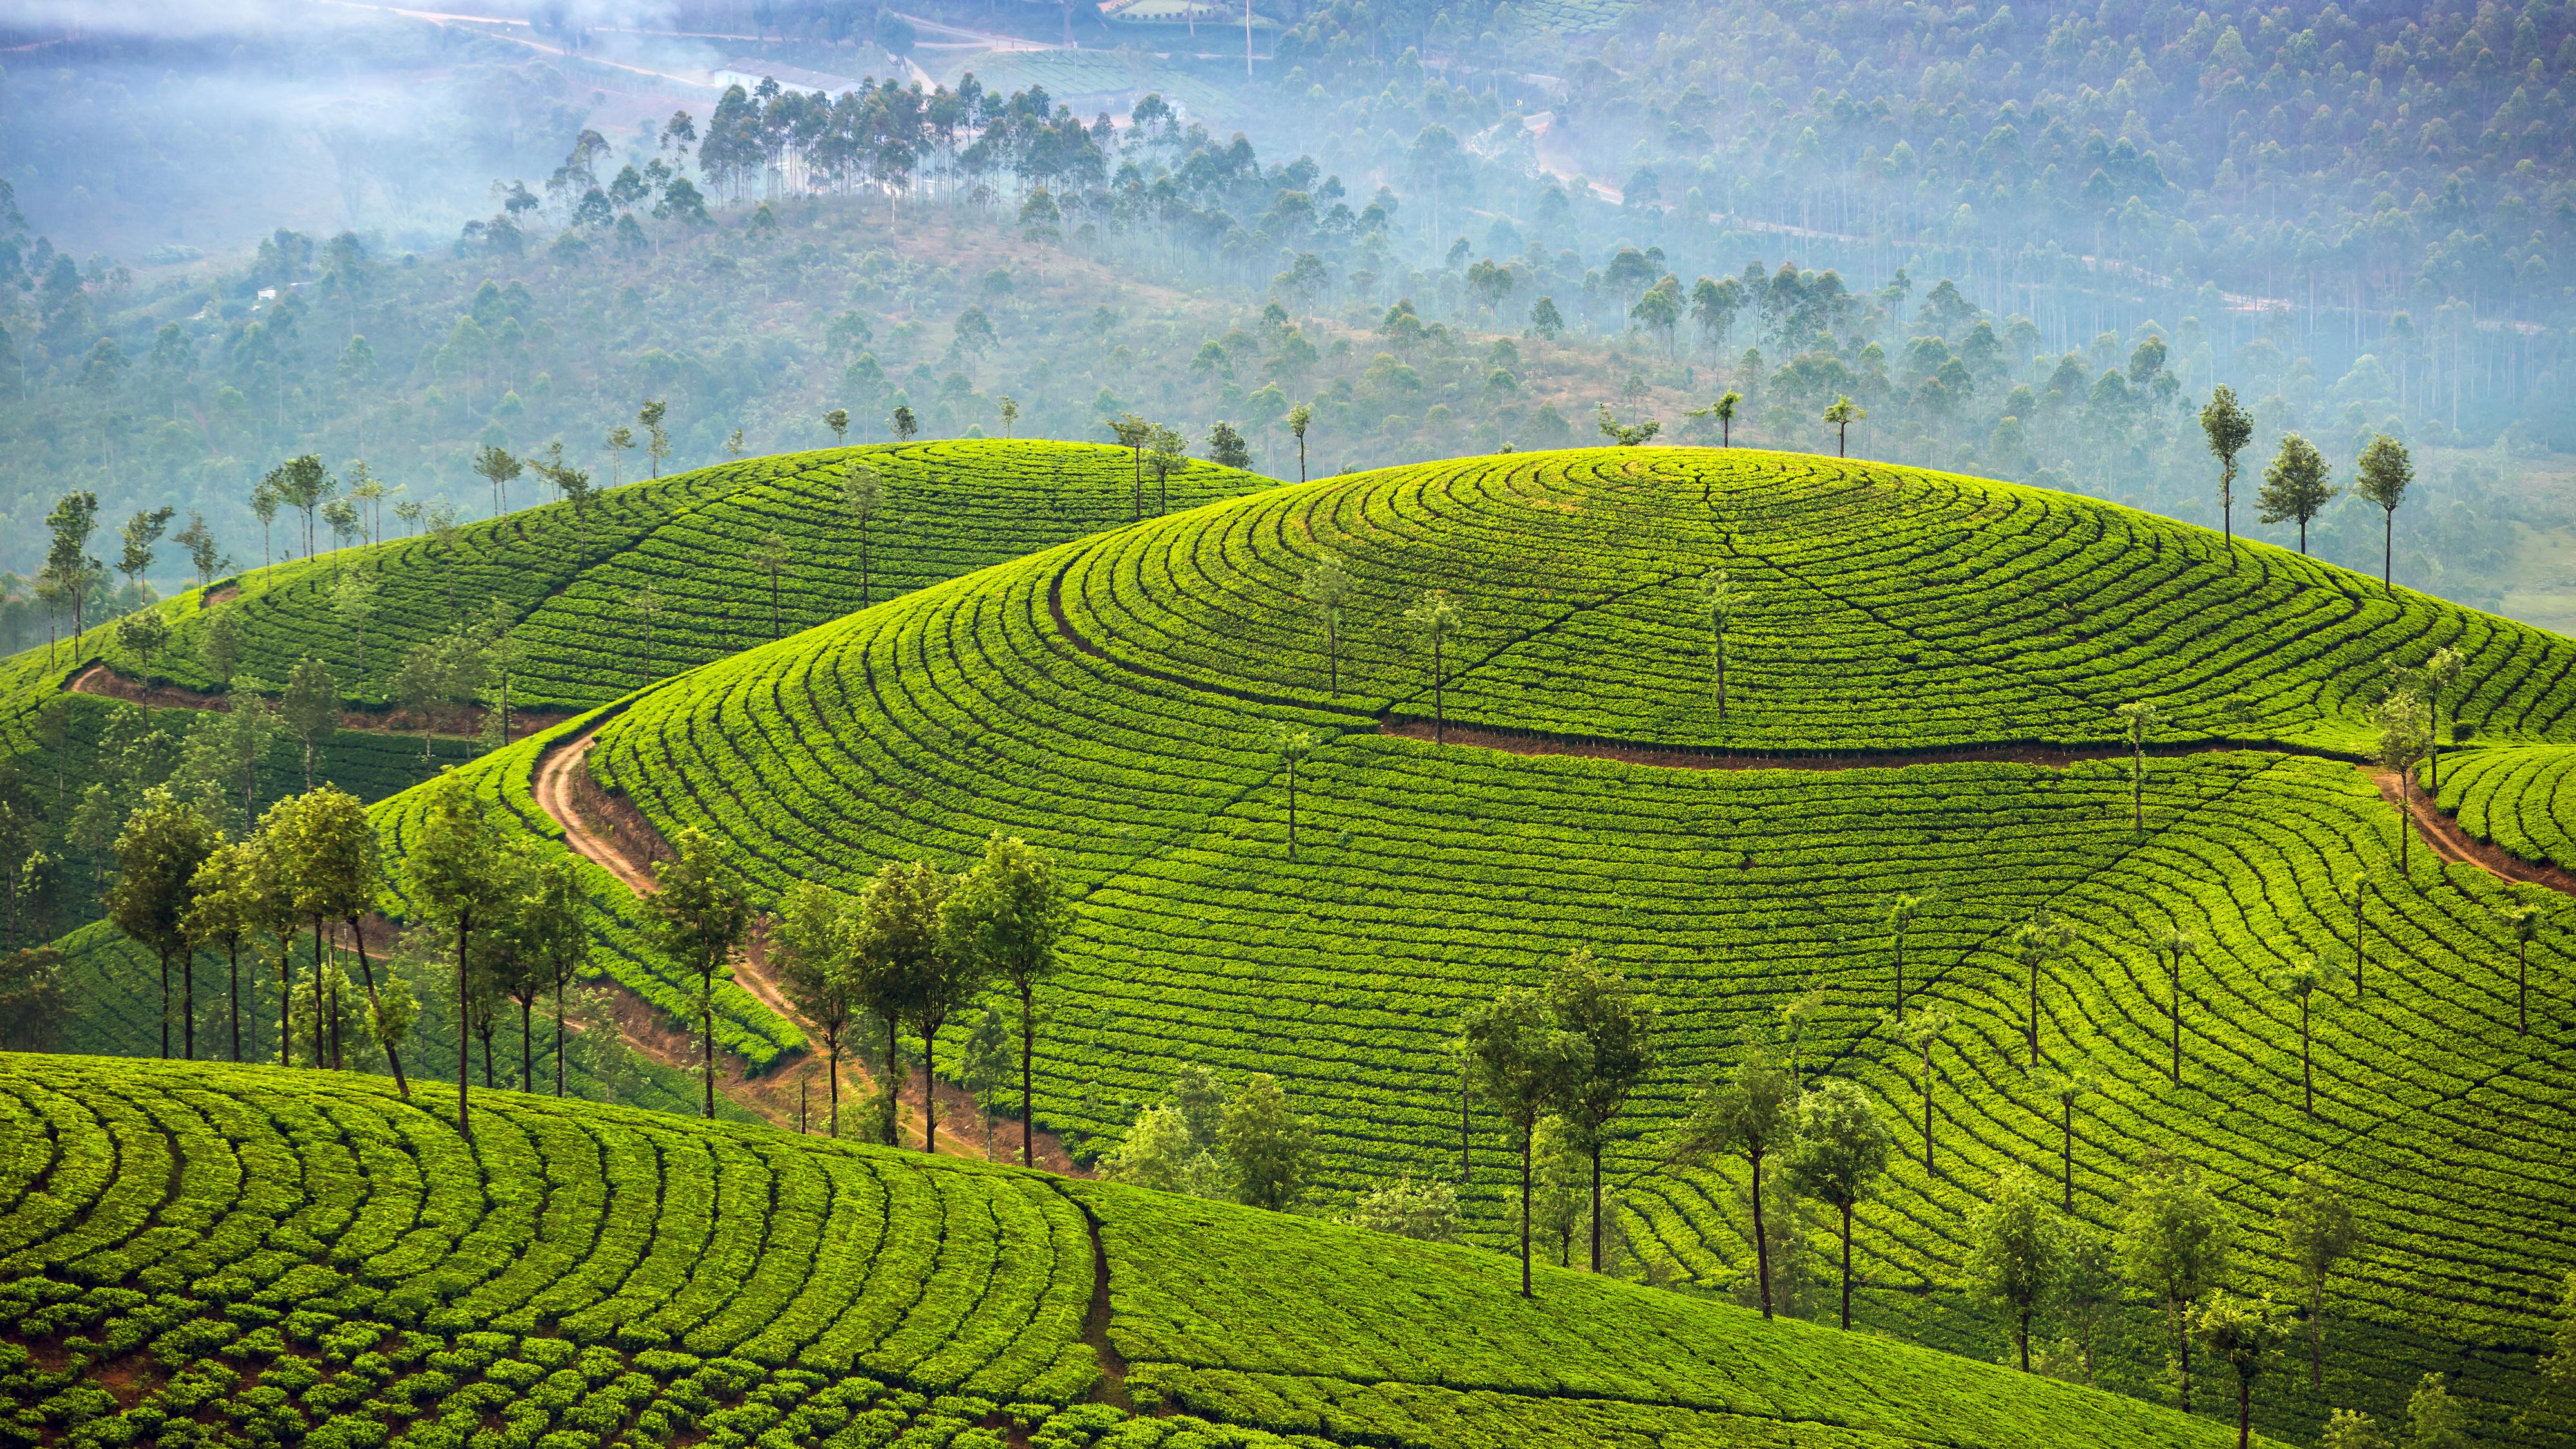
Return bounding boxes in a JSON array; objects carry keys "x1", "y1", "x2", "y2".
[
  {"x1": 0, "y1": 1055, "x2": 2274, "y2": 1449},
  {"x1": 513, "y1": 447, "x2": 2571, "y2": 1440}
]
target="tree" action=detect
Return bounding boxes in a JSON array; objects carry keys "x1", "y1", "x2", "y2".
[
  {"x1": 106, "y1": 787, "x2": 218, "y2": 1060},
  {"x1": 1267, "y1": 725, "x2": 1316, "y2": 857},
  {"x1": 639, "y1": 399, "x2": 671, "y2": 477},
  {"x1": 2277, "y1": 1162, "x2": 2358, "y2": 1390},
  {"x1": 1595, "y1": 404, "x2": 1660, "y2": 446},
  {"x1": 2418, "y1": 646, "x2": 2464, "y2": 793},
  {"x1": 1347, "y1": 1178, "x2": 1461, "y2": 1242},
  {"x1": 1205, "y1": 421, "x2": 1251, "y2": 469},
  {"x1": 1896, "y1": 1009, "x2": 1953, "y2": 1173},
  {"x1": 855, "y1": 859, "x2": 949, "y2": 1145},
  {"x1": 403, "y1": 770, "x2": 514, "y2": 1137},
  {"x1": 773, "y1": 882, "x2": 859, "y2": 1135},
  {"x1": 1148, "y1": 424, "x2": 1188, "y2": 515},
  {"x1": 2058, "y1": 1226, "x2": 2122, "y2": 1383},
  {"x1": 2153, "y1": 926, "x2": 2202, "y2": 1083},
  {"x1": 249, "y1": 478, "x2": 280, "y2": 574},
  {"x1": 472, "y1": 443, "x2": 524, "y2": 519},
  {"x1": 2376, "y1": 687, "x2": 2432, "y2": 875},
  {"x1": 750, "y1": 530, "x2": 790, "y2": 640},
  {"x1": 1687, "y1": 1037, "x2": 1800, "y2": 1318},
  {"x1": 2009, "y1": 909, "x2": 2076, "y2": 1070},
  {"x1": 116, "y1": 611, "x2": 171, "y2": 682},
  {"x1": 2269, "y1": 954, "x2": 2342, "y2": 1116},
  {"x1": 172, "y1": 511, "x2": 226, "y2": 592},
  {"x1": 2199, "y1": 386, "x2": 2254, "y2": 553},
  {"x1": 1969, "y1": 1166, "x2": 2069, "y2": 1371},
  {"x1": 279, "y1": 656, "x2": 337, "y2": 791},
  {"x1": 1460, "y1": 987, "x2": 1587, "y2": 1296},
  {"x1": 2193, "y1": 1293, "x2": 2291, "y2": 1449},
  {"x1": 2113, "y1": 701, "x2": 2163, "y2": 833},
  {"x1": 2354, "y1": 434, "x2": 2412, "y2": 596},
  {"x1": 824, "y1": 408, "x2": 849, "y2": 445},
  {"x1": 1785, "y1": 1077, "x2": 1891, "y2": 1329},
  {"x1": 1688, "y1": 389, "x2": 1743, "y2": 451},
  {"x1": 2405, "y1": 1373, "x2": 2469, "y2": 1449},
  {"x1": 1887, "y1": 893, "x2": 1924, "y2": 1021},
  {"x1": 204, "y1": 611, "x2": 245, "y2": 687},
  {"x1": 646, "y1": 826, "x2": 752, "y2": 1120},
  {"x1": 2033, "y1": 1063, "x2": 2096, "y2": 1208},
  {"x1": 890, "y1": 405, "x2": 919, "y2": 442},
  {"x1": 944, "y1": 833, "x2": 1066, "y2": 1168},
  {"x1": 2257, "y1": 434, "x2": 2336, "y2": 554},
  {"x1": 1698, "y1": 570, "x2": 1738, "y2": 724},
  {"x1": 269, "y1": 787, "x2": 409, "y2": 1099},
  {"x1": 2496, "y1": 900, "x2": 2543, "y2": 1034},
  {"x1": 2117, "y1": 1155, "x2": 2237, "y2": 1414},
  {"x1": 1403, "y1": 589, "x2": 1463, "y2": 743},
  {"x1": 1549, "y1": 947, "x2": 1656, "y2": 1273},
  {"x1": 0, "y1": 946, "x2": 67, "y2": 1054},
  {"x1": 1529, "y1": 296, "x2": 1564, "y2": 340},
  {"x1": 526, "y1": 442, "x2": 596, "y2": 553},
  {"x1": 2320, "y1": 1410, "x2": 2387, "y2": 1449},
  {"x1": 1286, "y1": 403, "x2": 1313, "y2": 483},
  {"x1": 183, "y1": 841, "x2": 261, "y2": 1063},
  {"x1": 907, "y1": 878, "x2": 991, "y2": 1157},
  {"x1": 516, "y1": 854, "x2": 585, "y2": 1096},
  {"x1": 1823, "y1": 395, "x2": 1864, "y2": 456},
  {"x1": 843, "y1": 461, "x2": 886, "y2": 607},
  {"x1": 117, "y1": 506, "x2": 173, "y2": 593},
  {"x1": 1220, "y1": 1073, "x2": 1314, "y2": 1209},
  {"x1": 1303, "y1": 553, "x2": 1354, "y2": 694},
  {"x1": 43, "y1": 490, "x2": 100, "y2": 660}
]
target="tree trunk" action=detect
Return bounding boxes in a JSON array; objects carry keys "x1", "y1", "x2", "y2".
[
  {"x1": 1588, "y1": 1141, "x2": 1604, "y2": 1272},
  {"x1": 702, "y1": 961, "x2": 717, "y2": 1119},
  {"x1": 2017, "y1": 1307, "x2": 2031, "y2": 1372},
  {"x1": 2300, "y1": 999, "x2": 2313, "y2": 1115},
  {"x1": 2236, "y1": 1377, "x2": 2250, "y2": 1449},
  {"x1": 2171, "y1": 954, "x2": 2183, "y2": 1084},
  {"x1": 2382, "y1": 509, "x2": 2393, "y2": 595},
  {"x1": 1459, "y1": 1073, "x2": 1471, "y2": 1181},
  {"x1": 921, "y1": 1023, "x2": 940, "y2": 1152},
  {"x1": 281, "y1": 949, "x2": 293, "y2": 1069},
  {"x1": 313, "y1": 919, "x2": 327, "y2": 1068},
  {"x1": 348, "y1": 918, "x2": 408, "y2": 1100},
  {"x1": 1839, "y1": 1200, "x2": 1855, "y2": 1328},
  {"x1": 1518, "y1": 1124, "x2": 1533, "y2": 1298},
  {"x1": 2178, "y1": 1316, "x2": 2193, "y2": 1412},
  {"x1": 1750, "y1": 1145, "x2": 1773, "y2": 1318},
  {"x1": 184, "y1": 947, "x2": 194, "y2": 1059},
  {"x1": 1019, "y1": 980, "x2": 1034, "y2": 1166},
  {"x1": 229, "y1": 940, "x2": 242, "y2": 1063},
  {"x1": 2027, "y1": 960, "x2": 2040, "y2": 1068},
  {"x1": 158, "y1": 947, "x2": 171, "y2": 1059},
  {"x1": 2061, "y1": 1101, "x2": 2074, "y2": 1208},
  {"x1": 2309, "y1": 1302, "x2": 2324, "y2": 1389},
  {"x1": 457, "y1": 914, "x2": 473, "y2": 1138},
  {"x1": 2520, "y1": 940, "x2": 2530, "y2": 1034},
  {"x1": 1894, "y1": 931, "x2": 1904, "y2": 1021},
  {"x1": 1432, "y1": 637, "x2": 1444, "y2": 743},
  {"x1": 1286, "y1": 763, "x2": 1298, "y2": 857},
  {"x1": 1922, "y1": 1045, "x2": 1934, "y2": 1170},
  {"x1": 521, "y1": 998, "x2": 533, "y2": 1089}
]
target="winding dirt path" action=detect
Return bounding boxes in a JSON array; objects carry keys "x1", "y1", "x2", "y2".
[
  {"x1": 531, "y1": 721, "x2": 1085, "y2": 1170},
  {"x1": 69, "y1": 661, "x2": 570, "y2": 739}
]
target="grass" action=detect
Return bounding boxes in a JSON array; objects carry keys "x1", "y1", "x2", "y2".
[
  {"x1": 0, "y1": 1054, "x2": 2274, "y2": 1449},
  {"x1": 560, "y1": 447, "x2": 2573, "y2": 1442}
]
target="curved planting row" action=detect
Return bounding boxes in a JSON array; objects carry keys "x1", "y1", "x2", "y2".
[
  {"x1": 1054, "y1": 448, "x2": 2576, "y2": 753},
  {"x1": 0, "y1": 1056, "x2": 1097, "y2": 1449},
  {"x1": 2432, "y1": 743, "x2": 2576, "y2": 873},
  {"x1": 106, "y1": 440, "x2": 1264, "y2": 714},
  {"x1": 580, "y1": 448, "x2": 2573, "y2": 1439},
  {"x1": 0, "y1": 1057, "x2": 2268, "y2": 1449}
]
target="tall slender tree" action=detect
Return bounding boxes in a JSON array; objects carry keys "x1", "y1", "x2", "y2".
[
  {"x1": 1823, "y1": 395, "x2": 1864, "y2": 456},
  {"x1": 2353, "y1": 434, "x2": 2412, "y2": 596},
  {"x1": 1286, "y1": 403, "x2": 1312, "y2": 483},
  {"x1": 2034, "y1": 1063, "x2": 2098, "y2": 1209},
  {"x1": 843, "y1": 462, "x2": 886, "y2": 607},
  {"x1": 270, "y1": 787, "x2": 408, "y2": 1100},
  {"x1": 750, "y1": 531, "x2": 790, "y2": 639},
  {"x1": 1687, "y1": 1037, "x2": 1800, "y2": 1318},
  {"x1": 2152, "y1": 927, "x2": 2202, "y2": 1083},
  {"x1": 1403, "y1": 589, "x2": 1463, "y2": 743},
  {"x1": 2276, "y1": 1162, "x2": 2358, "y2": 1391},
  {"x1": 1968, "y1": 1166, "x2": 2069, "y2": 1372},
  {"x1": 106, "y1": 787, "x2": 218, "y2": 1060},
  {"x1": 2199, "y1": 386, "x2": 2253, "y2": 554},
  {"x1": 1698, "y1": 570, "x2": 1739, "y2": 724},
  {"x1": 1548, "y1": 947, "x2": 1656, "y2": 1273},
  {"x1": 1785, "y1": 1077, "x2": 1891, "y2": 1329},
  {"x1": 2267, "y1": 954, "x2": 2340, "y2": 1117},
  {"x1": 2010, "y1": 911, "x2": 2076, "y2": 1070},
  {"x1": 2496, "y1": 901, "x2": 2543, "y2": 1035},
  {"x1": 2192, "y1": 1293, "x2": 2292, "y2": 1449},
  {"x1": 855, "y1": 859, "x2": 948, "y2": 1145},
  {"x1": 1896, "y1": 1007, "x2": 1953, "y2": 1172},
  {"x1": 646, "y1": 826, "x2": 752, "y2": 1120},
  {"x1": 1886, "y1": 893, "x2": 1923, "y2": 1021},
  {"x1": 774, "y1": 882, "x2": 859, "y2": 1135},
  {"x1": 1303, "y1": 552, "x2": 1354, "y2": 694},
  {"x1": 403, "y1": 771, "x2": 514, "y2": 1137},
  {"x1": 2376, "y1": 687, "x2": 2432, "y2": 876},
  {"x1": 942, "y1": 834, "x2": 1066, "y2": 1167},
  {"x1": 1461, "y1": 987, "x2": 1587, "y2": 1297},
  {"x1": 2113, "y1": 701, "x2": 2164, "y2": 833},
  {"x1": 2117, "y1": 1155, "x2": 2237, "y2": 1415},
  {"x1": 2255, "y1": 434, "x2": 2336, "y2": 554},
  {"x1": 1268, "y1": 726, "x2": 1316, "y2": 857}
]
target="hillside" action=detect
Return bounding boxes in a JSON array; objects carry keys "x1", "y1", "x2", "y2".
[
  {"x1": 0, "y1": 1055, "x2": 2272, "y2": 1449},
  {"x1": 512, "y1": 446, "x2": 2573, "y2": 1439}
]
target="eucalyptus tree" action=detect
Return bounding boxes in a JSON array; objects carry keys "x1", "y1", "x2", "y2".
[
  {"x1": 404, "y1": 771, "x2": 516, "y2": 1137},
  {"x1": 1785, "y1": 1077, "x2": 1891, "y2": 1329},
  {"x1": 1548, "y1": 947, "x2": 1656, "y2": 1272},
  {"x1": 1110, "y1": 412, "x2": 1151, "y2": 516},
  {"x1": 2354, "y1": 434, "x2": 2412, "y2": 595},
  {"x1": 1286, "y1": 403, "x2": 1313, "y2": 482},
  {"x1": 1461, "y1": 986, "x2": 1587, "y2": 1297},
  {"x1": 1148, "y1": 424, "x2": 1188, "y2": 514},
  {"x1": 106, "y1": 786, "x2": 218, "y2": 1061},
  {"x1": 2419, "y1": 645, "x2": 2463, "y2": 791},
  {"x1": 2152, "y1": 926, "x2": 2202, "y2": 1083},
  {"x1": 183, "y1": 841, "x2": 261, "y2": 1063},
  {"x1": 2199, "y1": 386, "x2": 2253, "y2": 552},
  {"x1": 520, "y1": 854, "x2": 586, "y2": 1095},
  {"x1": 2112, "y1": 700, "x2": 2164, "y2": 833},
  {"x1": 1822, "y1": 395, "x2": 1864, "y2": 457},
  {"x1": 750, "y1": 531, "x2": 791, "y2": 640},
  {"x1": 1267, "y1": 726, "x2": 1317, "y2": 857},
  {"x1": 1886, "y1": 893, "x2": 1923, "y2": 1020},
  {"x1": 2117, "y1": 1155, "x2": 2237, "y2": 1414},
  {"x1": 2268, "y1": 954, "x2": 2341, "y2": 1116},
  {"x1": 775, "y1": 882, "x2": 860, "y2": 1135},
  {"x1": 2033, "y1": 1062, "x2": 2098, "y2": 1209},
  {"x1": 2276, "y1": 1162, "x2": 2358, "y2": 1390},
  {"x1": 1687, "y1": 389, "x2": 1743, "y2": 455},
  {"x1": 2192, "y1": 1293, "x2": 2292, "y2": 1449},
  {"x1": 2009, "y1": 911, "x2": 2076, "y2": 1069},
  {"x1": 472, "y1": 443, "x2": 524, "y2": 518},
  {"x1": 855, "y1": 859, "x2": 950, "y2": 1146},
  {"x1": 2341, "y1": 873, "x2": 2372, "y2": 998},
  {"x1": 1302, "y1": 553, "x2": 1354, "y2": 694},
  {"x1": 647, "y1": 826, "x2": 753, "y2": 1120},
  {"x1": 271, "y1": 786, "x2": 408, "y2": 1100},
  {"x1": 1403, "y1": 589, "x2": 1463, "y2": 743},
  {"x1": 943, "y1": 834, "x2": 1067, "y2": 1167},
  {"x1": 2375, "y1": 687, "x2": 2432, "y2": 875},
  {"x1": 842, "y1": 461, "x2": 886, "y2": 606},
  {"x1": 1697, "y1": 570, "x2": 1738, "y2": 724},
  {"x1": 1896, "y1": 1007, "x2": 1953, "y2": 1172},
  {"x1": 639, "y1": 398, "x2": 671, "y2": 476},
  {"x1": 824, "y1": 407, "x2": 849, "y2": 444},
  {"x1": 1687, "y1": 1037, "x2": 1799, "y2": 1317},
  {"x1": 1968, "y1": 1166, "x2": 2068, "y2": 1372},
  {"x1": 2497, "y1": 900, "x2": 2543, "y2": 1034},
  {"x1": 2255, "y1": 433, "x2": 2336, "y2": 554}
]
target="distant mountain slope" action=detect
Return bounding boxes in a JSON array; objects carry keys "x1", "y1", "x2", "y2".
[{"x1": 0, "y1": 1056, "x2": 2272, "y2": 1449}]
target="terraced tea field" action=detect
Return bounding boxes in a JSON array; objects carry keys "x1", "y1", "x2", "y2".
[
  {"x1": 0, "y1": 1056, "x2": 2268, "y2": 1449},
  {"x1": 554, "y1": 449, "x2": 2573, "y2": 1441}
]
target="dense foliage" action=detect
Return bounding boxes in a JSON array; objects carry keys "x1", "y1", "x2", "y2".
[{"x1": 0, "y1": 1056, "x2": 2266, "y2": 1449}]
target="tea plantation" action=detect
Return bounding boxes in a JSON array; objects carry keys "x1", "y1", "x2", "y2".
[
  {"x1": 552, "y1": 448, "x2": 2573, "y2": 1439},
  {"x1": 0, "y1": 1056, "x2": 2270, "y2": 1449}
]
